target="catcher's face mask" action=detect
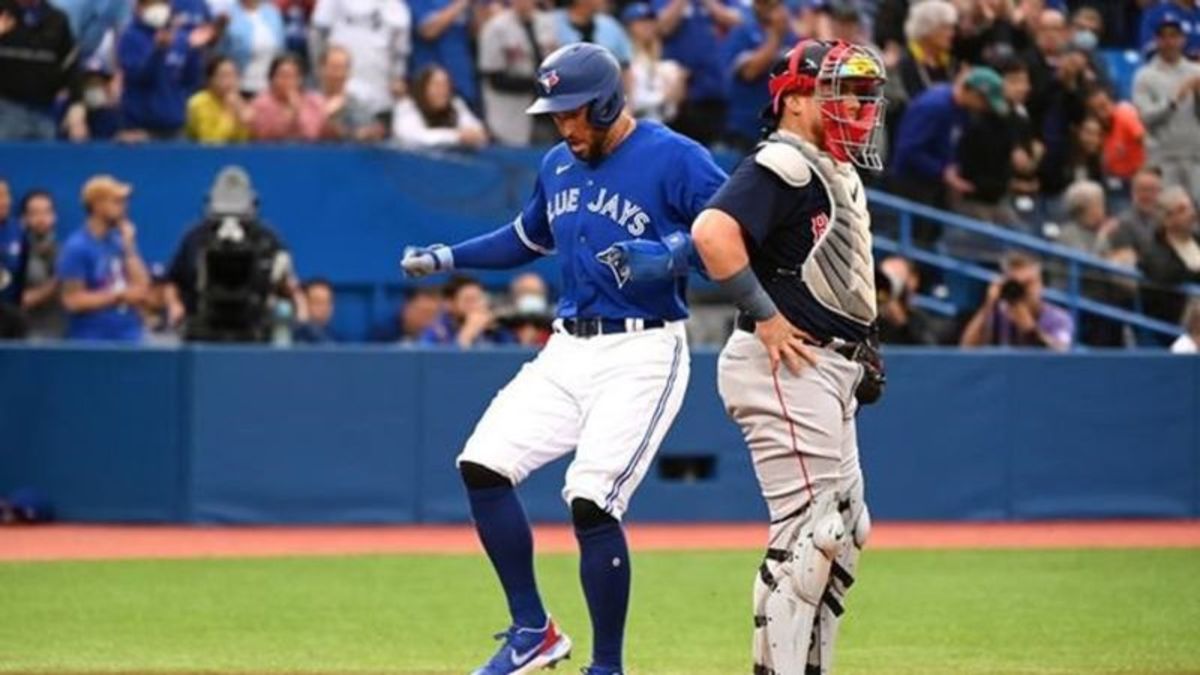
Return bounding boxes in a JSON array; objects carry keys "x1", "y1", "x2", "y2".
[
  {"x1": 816, "y1": 42, "x2": 887, "y2": 170},
  {"x1": 769, "y1": 40, "x2": 888, "y2": 171}
]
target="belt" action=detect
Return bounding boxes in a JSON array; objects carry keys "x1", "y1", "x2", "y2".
[
  {"x1": 557, "y1": 317, "x2": 666, "y2": 338},
  {"x1": 735, "y1": 313, "x2": 858, "y2": 361}
]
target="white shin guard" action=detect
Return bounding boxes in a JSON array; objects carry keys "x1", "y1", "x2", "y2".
[
  {"x1": 753, "y1": 494, "x2": 846, "y2": 675},
  {"x1": 805, "y1": 494, "x2": 871, "y2": 675}
]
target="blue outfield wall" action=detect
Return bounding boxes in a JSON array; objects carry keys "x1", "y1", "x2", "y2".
[{"x1": 1, "y1": 346, "x2": 1197, "y2": 524}]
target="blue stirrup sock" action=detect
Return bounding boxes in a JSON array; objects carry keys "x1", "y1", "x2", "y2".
[
  {"x1": 467, "y1": 484, "x2": 549, "y2": 629},
  {"x1": 576, "y1": 519, "x2": 630, "y2": 671}
]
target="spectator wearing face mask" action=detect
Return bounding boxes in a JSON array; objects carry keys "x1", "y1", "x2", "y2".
[
  {"x1": 392, "y1": 64, "x2": 487, "y2": 149},
  {"x1": 117, "y1": 0, "x2": 209, "y2": 140},
  {"x1": 186, "y1": 56, "x2": 252, "y2": 143},
  {"x1": 1022, "y1": 8, "x2": 1109, "y2": 200},
  {"x1": 499, "y1": 271, "x2": 553, "y2": 347},
  {"x1": 68, "y1": 57, "x2": 122, "y2": 141}
]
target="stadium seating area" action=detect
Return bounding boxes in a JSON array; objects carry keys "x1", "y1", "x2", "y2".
[{"x1": 1, "y1": 0, "x2": 1199, "y2": 350}]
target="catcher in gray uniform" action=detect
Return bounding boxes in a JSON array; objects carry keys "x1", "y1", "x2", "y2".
[{"x1": 691, "y1": 40, "x2": 888, "y2": 674}]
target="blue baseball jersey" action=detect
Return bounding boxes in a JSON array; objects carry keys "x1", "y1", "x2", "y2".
[
  {"x1": 516, "y1": 120, "x2": 727, "y2": 321},
  {"x1": 57, "y1": 226, "x2": 143, "y2": 341}
]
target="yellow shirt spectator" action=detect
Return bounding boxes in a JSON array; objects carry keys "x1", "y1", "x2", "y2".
[{"x1": 186, "y1": 90, "x2": 250, "y2": 144}]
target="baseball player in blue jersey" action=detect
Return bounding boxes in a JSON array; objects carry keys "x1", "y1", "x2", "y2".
[{"x1": 399, "y1": 43, "x2": 727, "y2": 675}]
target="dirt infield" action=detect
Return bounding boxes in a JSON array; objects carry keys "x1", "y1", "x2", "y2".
[{"x1": 2, "y1": 520, "x2": 1198, "y2": 562}]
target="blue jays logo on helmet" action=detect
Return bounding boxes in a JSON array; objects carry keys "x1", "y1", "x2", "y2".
[
  {"x1": 538, "y1": 70, "x2": 560, "y2": 95},
  {"x1": 526, "y1": 43, "x2": 625, "y2": 127}
]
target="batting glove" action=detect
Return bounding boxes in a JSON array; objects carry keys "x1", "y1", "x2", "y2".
[{"x1": 400, "y1": 244, "x2": 453, "y2": 278}]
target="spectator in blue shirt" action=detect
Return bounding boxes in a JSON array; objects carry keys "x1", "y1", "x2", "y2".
[
  {"x1": 117, "y1": 0, "x2": 208, "y2": 139},
  {"x1": 294, "y1": 277, "x2": 340, "y2": 343},
  {"x1": 890, "y1": 68, "x2": 1006, "y2": 243},
  {"x1": 57, "y1": 175, "x2": 149, "y2": 342},
  {"x1": 653, "y1": 0, "x2": 741, "y2": 144},
  {"x1": 50, "y1": 0, "x2": 132, "y2": 60},
  {"x1": 409, "y1": 0, "x2": 478, "y2": 110},
  {"x1": 721, "y1": 0, "x2": 793, "y2": 149},
  {"x1": 555, "y1": 0, "x2": 633, "y2": 66},
  {"x1": 419, "y1": 274, "x2": 513, "y2": 348},
  {"x1": 220, "y1": 0, "x2": 286, "y2": 96},
  {"x1": 0, "y1": 178, "x2": 28, "y2": 338},
  {"x1": 1140, "y1": 0, "x2": 1200, "y2": 60}
]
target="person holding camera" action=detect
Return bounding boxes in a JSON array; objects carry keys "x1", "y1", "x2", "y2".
[
  {"x1": 164, "y1": 166, "x2": 308, "y2": 341},
  {"x1": 961, "y1": 251, "x2": 1074, "y2": 351}
]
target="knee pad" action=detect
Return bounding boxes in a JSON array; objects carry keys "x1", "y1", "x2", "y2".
[
  {"x1": 571, "y1": 498, "x2": 617, "y2": 530},
  {"x1": 460, "y1": 461, "x2": 513, "y2": 490},
  {"x1": 851, "y1": 504, "x2": 870, "y2": 549}
]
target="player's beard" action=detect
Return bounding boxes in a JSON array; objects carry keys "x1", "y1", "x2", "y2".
[{"x1": 568, "y1": 128, "x2": 609, "y2": 165}]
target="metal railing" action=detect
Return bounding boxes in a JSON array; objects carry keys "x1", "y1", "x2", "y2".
[{"x1": 868, "y1": 189, "x2": 1200, "y2": 339}]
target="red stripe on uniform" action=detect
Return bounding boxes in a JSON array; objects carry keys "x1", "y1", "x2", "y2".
[{"x1": 771, "y1": 370, "x2": 817, "y2": 504}]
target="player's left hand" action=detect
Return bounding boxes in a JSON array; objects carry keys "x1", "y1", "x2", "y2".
[
  {"x1": 756, "y1": 313, "x2": 818, "y2": 376},
  {"x1": 400, "y1": 244, "x2": 453, "y2": 278}
]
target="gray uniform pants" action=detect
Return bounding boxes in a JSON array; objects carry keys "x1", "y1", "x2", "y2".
[
  {"x1": 718, "y1": 329, "x2": 868, "y2": 674},
  {"x1": 717, "y1": 330, "x2": 865, "y2": 533}
]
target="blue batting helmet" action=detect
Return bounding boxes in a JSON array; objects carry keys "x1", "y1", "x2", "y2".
[{"x1": 526, "y1": 44, "x2": 625, "y2": 128}]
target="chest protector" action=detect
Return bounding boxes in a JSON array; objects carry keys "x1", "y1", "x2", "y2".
[{"x1": 755, "y1": 131, "x2": 877, "y2": 325}]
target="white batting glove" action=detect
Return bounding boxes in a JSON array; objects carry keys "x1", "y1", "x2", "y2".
[{"x1": 400, "y1": 244, "x2": 454, "y2": 278}]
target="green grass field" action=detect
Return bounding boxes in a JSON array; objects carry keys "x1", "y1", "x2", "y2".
[{"x1": 2, "y1": 549, "x2": 1198, "y2": 674}]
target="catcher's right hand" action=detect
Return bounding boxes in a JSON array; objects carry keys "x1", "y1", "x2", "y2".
[{"x1": 400, "y1": 245, "x2": 453, "y2": 278}]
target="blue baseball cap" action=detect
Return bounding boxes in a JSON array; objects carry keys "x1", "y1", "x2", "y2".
[
  {"x1": 620, "y1": 2, "x2": 654, "y2": 23},
  {"x1": 1156, "y1": 11, "x2": 1185, "y2": 34}
]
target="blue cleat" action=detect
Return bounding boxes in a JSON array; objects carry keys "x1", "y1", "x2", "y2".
[
  {"x1": 470, "y1": 618, "x2": 572, "y2": 675},
  {"x1": 580, "y1": 667, "x2": 622, "y2": 675}
]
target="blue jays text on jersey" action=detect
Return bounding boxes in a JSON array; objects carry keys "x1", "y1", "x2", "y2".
[{"x1": 516, "y1": 120, "x2": 727, "y2": 321}]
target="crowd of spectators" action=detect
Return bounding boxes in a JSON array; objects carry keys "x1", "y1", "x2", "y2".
[
  {"x1": 1, "y1": 0, "x2": 1199, "y2": 349},
  {"x1": 0, "y1": 170, "x2": 558, "y2": 347}
]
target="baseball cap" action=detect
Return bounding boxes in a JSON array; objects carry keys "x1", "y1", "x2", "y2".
[
  {"x1": 620, "y1": 2, "x2": 654, "y2": 24},
  {"x1": 1156, "y1": 11, "x2": 1185, "y2": 35},
  {"x1": 81, "y1": 175, "x2": 132, "y2": 208},
  {"x1": 963, "y1": 66, "x2": 1008, "y2": 115}
]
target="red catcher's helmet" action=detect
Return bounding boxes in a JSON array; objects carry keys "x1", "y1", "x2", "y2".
[{"x1": 766, "y1": 40, "x2": 888, "y2": 171}]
